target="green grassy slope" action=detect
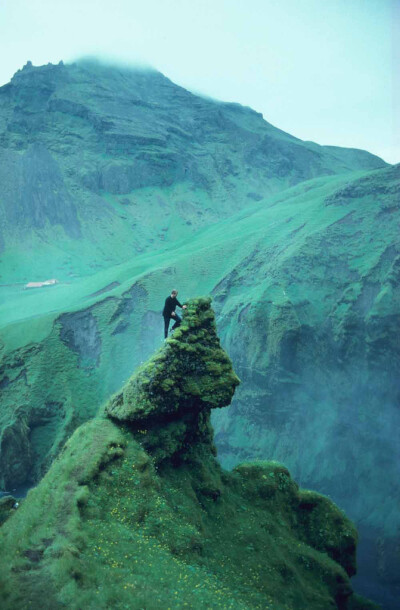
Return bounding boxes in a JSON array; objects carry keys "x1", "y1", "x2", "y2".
[
  {"x1": 0, "y1": 168, "x2": 376, "y2": 347},
  {"x1": 0, "y1": 300, "x2": 376, "y2": 610}
]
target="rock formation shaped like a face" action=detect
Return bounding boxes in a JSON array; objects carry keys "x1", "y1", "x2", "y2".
[
  {"x1": 0, "y1": 296, "x2": 376, "y2": 610},
  {"x1": 105, "y1": 297, "x2": 240, "y2": 461}
]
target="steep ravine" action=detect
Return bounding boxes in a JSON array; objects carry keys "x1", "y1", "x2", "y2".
[{"x1": 210, "y1": 166, "x2": 400, "y2": 608}]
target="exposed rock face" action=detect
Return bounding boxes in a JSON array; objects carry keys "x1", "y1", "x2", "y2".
[
  {"x1": 59, "y1": 309, "x2": 102, "y2": 368},
  {"x1": 0, "y1": 299, "x2": 376, "y2": 609},
  {"x1": 0, "y1": 411, "x2": 32, "y2": 486},
  {"x1": 0, "y1": 144, "x2": 81, "y2": 240}
]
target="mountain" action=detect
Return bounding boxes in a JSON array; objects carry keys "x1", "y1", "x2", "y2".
[
  {"x1": 0, "y1": 59, "x2": 385, "y2": 283},
  {"x1": 0, "y1": 60, "x2": 398, "y2": 608},
  {"x1": 0, "y1": 299, "x2": 376, "y2": 610}
]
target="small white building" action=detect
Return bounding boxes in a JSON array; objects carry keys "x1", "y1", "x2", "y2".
[{"x1": 24, "y1": 279, "x2": 59, "y2": 289}]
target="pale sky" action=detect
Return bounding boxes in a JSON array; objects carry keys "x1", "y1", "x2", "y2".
[{"x1": 0, "y1": 0, "x2": 398, "y2": 163}]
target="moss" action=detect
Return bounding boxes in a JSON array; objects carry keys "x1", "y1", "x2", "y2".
[
  {"x1": 0, "y1": 418, "x2": 369, "y2": 609},
  {"x1": 0, "y1": 299, "x2": 377, "y2": 609},
  {"x1": 105, "y1": 297, "x2": 240, "y2": 462},
  {"x1": 232, "y1": 462, "x2": 359, "y2": 581},
  {"x1": 106, "y1": 297, "x2": 239, "y2": 421},
  {"x1": 297, "y1": 489, "x2": 358, "y2": 577}
]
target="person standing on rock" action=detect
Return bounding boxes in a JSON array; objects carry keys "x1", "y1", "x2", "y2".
[{"x1": 163, "y1": 289, "x2": 187, "y2": 338}]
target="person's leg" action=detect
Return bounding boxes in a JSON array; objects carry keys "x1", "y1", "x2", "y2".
[
  {"x1": 171, "y1": 313, "x2": 182, "y2": 330},
  {"x1": 164, "y1": 316, "x2": 170, "y2": 338}
]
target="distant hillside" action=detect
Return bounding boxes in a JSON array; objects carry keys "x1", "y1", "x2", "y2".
[{"x1": 0, "y1": 59, "x2": 386, "y2": 283}]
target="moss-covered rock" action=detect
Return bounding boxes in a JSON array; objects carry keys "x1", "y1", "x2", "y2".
[
  {"x1": 105, "y1": 297, "x2": 240, "y2": 462},
  {"x1": 106, "y1": 296, "x2": 239, "y2": 421},
  {"x1": 0, "y1": 299, "x2": 378, "y2": 609}
]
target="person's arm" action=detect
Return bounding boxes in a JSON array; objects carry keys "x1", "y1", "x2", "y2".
[{"x1": 176, "y1": 298, "x2": 183, "y2": 308}]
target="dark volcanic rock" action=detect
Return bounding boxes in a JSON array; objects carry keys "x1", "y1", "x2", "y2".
[
  {"x1": 0, "y1": 495, "x2": 17, "y2": 526},
  {"x1": 59, "y1": 309, "x2": 102, "y2": 368}
]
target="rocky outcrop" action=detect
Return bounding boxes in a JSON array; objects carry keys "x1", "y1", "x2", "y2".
[
  {"x1": 59, "y1": 309, "x2": 102, "y2": 369},
  {"x1": 0, "y1": 299, "x2": 376, "y2": 609},
  {"x1": 0, "y1": 410, "x2": 32, "y2": 487},
  {"x1": 106, "y1": 297, "x2": 239, "y2": 461}
]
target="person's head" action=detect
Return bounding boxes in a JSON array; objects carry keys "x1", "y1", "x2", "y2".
[{"x1": 171, "y1": 289, "x2": 178, "y2": 297}]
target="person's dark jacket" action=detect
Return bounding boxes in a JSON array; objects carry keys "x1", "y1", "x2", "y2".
[{"x1": 163, "y1": 296, "x2": 183, "y2": 318}]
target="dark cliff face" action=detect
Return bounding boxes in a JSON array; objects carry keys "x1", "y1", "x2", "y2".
[
  {"x1": 210, "y1": 166, "x2": 400, "y2": 605},
  {"x1": 0, "y1": 143, "x2": 81, "y2": 239},
  {"x1": 0, "y1": 299, "x2": 376, "y2": 610}
]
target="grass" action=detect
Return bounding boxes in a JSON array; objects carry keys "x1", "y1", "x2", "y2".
[
  {"x1": 0, "y1": 168, "x2": 382, "y2": 352},
  {"x1": 0, "y1": 422, "x2": 375, "y2": 608}
]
